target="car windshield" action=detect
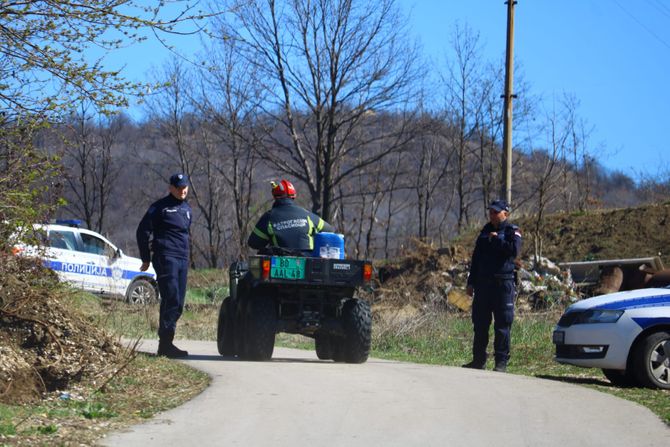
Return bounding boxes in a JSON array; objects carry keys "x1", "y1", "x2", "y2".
[{"x1": 80, "y1": 233, "x2": 112, "y2": 256}]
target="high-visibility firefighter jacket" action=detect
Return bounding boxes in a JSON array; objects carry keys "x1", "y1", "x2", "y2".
[{"x1": 248, "y1": 198, "x2": 334, "y2": 253}]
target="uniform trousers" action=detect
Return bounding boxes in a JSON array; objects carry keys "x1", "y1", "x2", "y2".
[
  {"x1": 153, "y1": 255, "x2": 189, "y2": 339},
  {"x1": 471, "y1": 279, "x2": 516, "y2": 364}
]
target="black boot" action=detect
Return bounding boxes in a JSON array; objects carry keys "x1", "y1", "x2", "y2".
[
  {"x1": 462, "y1": 360, "x2": 486, "y2": 370},
  {"x1": 462, "y1": 351, "x2": 486, "y2": 369},
  {"x1": 494, "y1": 361, "x2": 507, "y2": 372},
  {"x1": 158, "y1": 333, "x2": 188, "y2": 358}
]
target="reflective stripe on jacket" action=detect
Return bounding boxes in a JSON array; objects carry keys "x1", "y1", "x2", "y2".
[{"x1": 248, "y1": 198, "x2": 333, "y2": 251}]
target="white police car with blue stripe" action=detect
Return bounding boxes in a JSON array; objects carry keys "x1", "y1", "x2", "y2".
[
  {"x1": 15, "y1": 220, "x2": 158, "y2": 304},
  {"x1": 553, "y1": 287, "x2": 670, "y2": 389}
]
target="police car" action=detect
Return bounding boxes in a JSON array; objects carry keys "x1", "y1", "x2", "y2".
[
  {"x1": 14, "y1": 220, "x2": 158, "y2": 304},
  {"x1": 553, "y1": 287, "x2": 670, "y2": 389}
]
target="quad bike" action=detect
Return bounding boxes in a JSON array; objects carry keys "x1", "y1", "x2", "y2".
[{"x1": 217, "y1": 248, "x2": 373, "y2": 363}]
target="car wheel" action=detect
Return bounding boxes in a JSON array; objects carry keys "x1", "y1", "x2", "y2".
[
  {"x1": 632, "y1": 331, "x2": 670, "y2": 389},
  {"x1": 601, "y1": 368, "x2": 637, "y2": 387},
  {"x1": 126, "y1": 279, "x2": 158, "y2": 305}
]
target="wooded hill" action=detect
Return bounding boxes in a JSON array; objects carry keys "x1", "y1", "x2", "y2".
[{"x1": 31, "y1": 111, "x2": 670, "y2": 268}]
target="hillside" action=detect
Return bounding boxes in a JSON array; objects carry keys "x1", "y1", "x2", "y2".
[
  {"x1": 445, "y1": 201, "x2": 670, "y2": 266},
  {"x1": 372, "y1": 202, "x2": 670, "y2": 315},
  {"x1": 514, "y1": 202, "x2": 670, "y2": 266}
]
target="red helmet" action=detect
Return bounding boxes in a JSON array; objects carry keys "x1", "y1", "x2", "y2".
[{"x1": 271, "y1": 179, "x2": 296, "y2": 199}]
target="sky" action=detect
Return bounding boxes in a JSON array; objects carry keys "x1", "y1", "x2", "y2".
[
  {"x1": 398, "y1": 0, "x2": 670, "y2": 179},
  {"x1": 102, "y1": 0, "x2": 670, "y2": 179}
]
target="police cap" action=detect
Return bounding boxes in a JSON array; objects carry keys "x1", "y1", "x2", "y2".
[
  {"x1": 169, "y1": 173, "x2": 189, "y2": 187},
  {"x1": 489, "y1": 199, "x2": 510, "y2": 213}
]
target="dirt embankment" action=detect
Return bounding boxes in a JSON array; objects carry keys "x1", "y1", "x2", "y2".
[
  {"x1": 370, "y1": 202, "x2": 670, "y2": 316},
  {"x1": 0, "y1": 256, "x2": 127, "y2": 405},
  {"x1": 515, "y1": 202, "x2": 670, "y2": 265}
]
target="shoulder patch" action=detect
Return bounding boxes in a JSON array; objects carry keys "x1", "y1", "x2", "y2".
[{"x1": 510, "y1": 224, "x2": 521, "y2": 237}]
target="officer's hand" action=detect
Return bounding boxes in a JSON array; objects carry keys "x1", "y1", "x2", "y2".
[
  {"x1": 466, "y1": 285, "x2": 474, "y2": 297},
  {"x1": 140, "y1": 261, "x2": 150, "y2": 272},
  {"x1": 488, "y1": 231, "x2": 498, "y2": 240}
]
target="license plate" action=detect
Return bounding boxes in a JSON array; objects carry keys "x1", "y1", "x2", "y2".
[
  {"x1": 552, "y1": 330, "x2": 565, "y2": 345},
  {"x1": 270, "y1": 257, "x2": 305, "y2": 280}
]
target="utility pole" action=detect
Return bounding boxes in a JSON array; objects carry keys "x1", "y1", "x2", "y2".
[{"x1": 501, "y1": 0, "x2": 516, "y2": 204}]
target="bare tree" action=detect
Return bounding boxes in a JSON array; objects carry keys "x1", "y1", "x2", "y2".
[
  {"x1": 521, "y1": 97, "x2": 574, "y2": 262},
  {"x1": 473, "y1": 62, "x2": 504, "y2": 213},
  {"x1": 0, "y1": 0, "x2": 219, "y2": 118},
  {"x1": 637, "y1": 168, "x2": 670, "y2": 204},
  {"x1": 145, "y1": 59, "x2": 230, "y2": 268},
  {"x1": 347, "y1": 163, "x2": 387, "y2": 259},
  {"x1": 197, "y1": 34, "x2": 265, "y2": 259},
  {"x1": 59, "y1": 103, "x2": 124, "y2": 233},
  {"x1": 440, "y1": 23, "x2": 485, "y2": 232},
  {"x1": 409, "y1": 113, "x2": 454, "y2": 240},
  {"x1": 382, "y1": 152, "x2": 412, "y2": 258},
  {"x1": 561, "y1": 94, "x2": 595, "y2": 212},
  {"x1": 219, "y1": 0, "x2": 422, "y2": 221}
]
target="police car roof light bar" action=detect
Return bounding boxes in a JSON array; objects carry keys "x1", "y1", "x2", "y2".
[{"x1": 54, "y1": 219, "x2": 82, "y2": 228}]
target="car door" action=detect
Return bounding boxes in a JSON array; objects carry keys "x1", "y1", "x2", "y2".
[
  {"x1": 79, "y1": 231, "x2": 126, "y2": 297},
  {"x1": 75, "y1": 231, "x2": 116, "y2": 295},
  {"x1": 44, "y1": 228, "x2": 86, "y2": 289}
]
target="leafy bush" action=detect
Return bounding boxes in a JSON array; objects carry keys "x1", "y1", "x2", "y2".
[{"x1": 0, "y1": 120, "x2": 63, "y2": 253}]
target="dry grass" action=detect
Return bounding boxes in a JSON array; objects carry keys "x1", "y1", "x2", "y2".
[
  {"x1": 0, "y1": 256, "x2": 211, "y2": 446},
  {"x1": 0, "y1": 354, "x2": 209, "y2": 446}
]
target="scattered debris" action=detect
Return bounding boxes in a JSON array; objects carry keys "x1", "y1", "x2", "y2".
[
  {"x1": 559, "y1": 256, "x2": 670, "y2": 295},
  {"x1": 370, "y1": 241, "x2": 580, "y2": 315}
]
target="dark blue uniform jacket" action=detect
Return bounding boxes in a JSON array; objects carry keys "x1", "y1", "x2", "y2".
[
  {"x1": 136, "y1": 194, "x2": 192, "y2": 262},
  {"x1": 248, "y1": 198, "x2": 334, "y2": 252},
  {"x1": 467, "y1": 220, "x2": 522, "y2": 286}
]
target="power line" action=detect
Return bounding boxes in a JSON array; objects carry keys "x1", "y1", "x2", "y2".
[
  {"x1": 646, "y1": 0, "x2": 670, "y2": 19},
  {"x1": 614, "y1": 0, "x2": 670, "y2": 51}
]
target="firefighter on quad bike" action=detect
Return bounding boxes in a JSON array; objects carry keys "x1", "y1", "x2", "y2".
[{"x1": 248, "y1": 179, "x2": 334, "y2": 255}]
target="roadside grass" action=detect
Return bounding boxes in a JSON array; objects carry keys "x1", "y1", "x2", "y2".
[
  {"x1": 0, "y1": 350, "x2": 209, "y2": 446},
  {"x1": 97, "y1": 300, "x2": 220, "y2": 341},
  {"x1": 186, "y1": 268, "x2": 229, "y2": 305},
  {"x1": 0, "y1": 291, "x2": 210, "y2": 447},
  {"x1": 93, "y1": 268, "x2": 228, "y2": 340}
]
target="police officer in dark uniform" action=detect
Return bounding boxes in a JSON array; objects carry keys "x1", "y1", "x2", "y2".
[
  {"x1": 136, "y1": 173, "x2": 192, "y2": 358},
  {"x1": 248, "y1": 179, "x2": 334, "y2": 254},
  {"x1": 463, "y1": 199, "x2": 522, "y2": 372}
]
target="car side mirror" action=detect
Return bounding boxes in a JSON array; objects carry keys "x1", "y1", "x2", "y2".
[{"x1": 114, "y1": 248, "x2": 123, "y2": 259}]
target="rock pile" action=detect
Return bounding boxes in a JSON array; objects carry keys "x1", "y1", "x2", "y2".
[{"x1": 517, "y1": 257, "x2": 579, "y2": 311}]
